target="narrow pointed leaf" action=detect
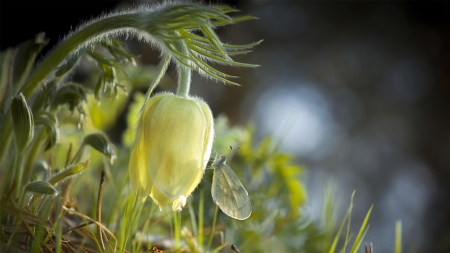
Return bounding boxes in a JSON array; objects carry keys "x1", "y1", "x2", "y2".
[
  {"x1": 48, "y1": 160, "x2": 90, "y2": 185},
  {"x1": 350, "y1": 205, "x2": 373, "y2": 253},
  {"x1": 25, "y1": 181, "x2": 57, "y2": 195}
]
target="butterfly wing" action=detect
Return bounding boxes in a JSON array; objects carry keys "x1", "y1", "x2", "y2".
[
  {"x1": 219, "y1": 196, "x2": 251, "y2": 220},
  {"x1": 212, "y1": 157, "x2": 252, "y2": 220}
]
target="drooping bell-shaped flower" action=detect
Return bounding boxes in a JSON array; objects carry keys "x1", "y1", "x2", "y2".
[{"x1": 129, "y1": 92, "x2": 214, "y2": 211}]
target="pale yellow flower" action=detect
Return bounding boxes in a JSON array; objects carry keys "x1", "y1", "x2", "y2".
[{"x1": 129, "y1": 93, "x2": 214, "y2": 211}]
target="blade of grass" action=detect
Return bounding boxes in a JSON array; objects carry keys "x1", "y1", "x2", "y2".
[
  {"x1": 134, "y1": 219, "x2": 150, "y2": 252},
  {"x1": 122, "y1": 194, "x2": 144, "y2": 250},
  {"x1": 328, "y1": 209, "x2": 351, "y2": 253},
  {"x1": 323, "y1": 181, "x2": 339, "y2": 253},
  {"x1": 188, "y1": 200, "x2": 198, "y2": 238},
  {"x1": 351, "y1": 226, "x2": 370, "y2": 253},
  {"x1": 198, "y1": 188, "x2": 204, "y2": 248},
  {"x1": 174, "y1": 211, "x2": 181, "y2": 250},
  {"x1": 106, "y1": 167, "x2": 130, "y2": 227},
  {"x1": 350, "y1": 205, "x2": 373, "y2": 253},
  {"x1": 342, "y1": 191, "x2": 355, "y2": 253},
  {"x1": 62, "y1": 206, "x2": 117, "y2": 241},
  {"x1": 180, "y1": 228, "x2": 201, "y2": 253},
  {"x1": 395, "y1": 220, "x2": 402, "y2": 253},
  {"x1": 211, "y1": 243, "x2": 227, "y2": 253}
]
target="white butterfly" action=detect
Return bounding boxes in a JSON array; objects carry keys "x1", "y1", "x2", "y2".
[{"x1": 211, "y1": 155, "x2": 252, "y2": 220}]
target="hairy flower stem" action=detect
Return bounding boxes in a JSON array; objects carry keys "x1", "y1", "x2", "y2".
[
  {"x1": 174, "y1": 40, "x2": 192, "y2": 98},
  {"x1": 142, "y1": 55, "x2": 171, "y2": 109},
  {"x1": 176, "y1": 65, "x2": 192, "y2": 98}
]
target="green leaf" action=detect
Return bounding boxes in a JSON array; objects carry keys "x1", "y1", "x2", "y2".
[
  {"x1": 25, "y1": 180, "x2": 57, "y2": 195},
  {"x1": 88, "y1": 50, "x2": 120, "y2": 67},
  {"x1": 83, "y1": 133, "x2": 116, "y2": 162},
  {"x1": 200, "y1": 26, "x2": 228, "y2": 60},
  {"x1": 47, "y1": 160, "x2": 90, "y2": 185}
]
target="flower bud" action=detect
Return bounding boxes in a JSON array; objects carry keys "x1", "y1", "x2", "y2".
[
  {"x1": 11, "y1": 93, "x2": 34, "y2": 150},
  {"x1": 129, "y1": 93, "x2": 214, "y2": 211}
]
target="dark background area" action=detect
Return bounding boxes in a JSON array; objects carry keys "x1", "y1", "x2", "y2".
[
  {"x1": 0, "y1": 1, "x2": 121, "y2": 52},
  {"x1": 2, "y1": 1, "x2": 450, "y2": 252}
]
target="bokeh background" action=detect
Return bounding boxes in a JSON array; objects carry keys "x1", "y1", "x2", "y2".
[{"x1": 2, "y1": 1, "x2": 450, "y2": 252}]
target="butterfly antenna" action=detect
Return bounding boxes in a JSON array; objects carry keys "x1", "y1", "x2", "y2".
[{"x1": 227, "y1": 145, "x2": 241, "y2": 162}]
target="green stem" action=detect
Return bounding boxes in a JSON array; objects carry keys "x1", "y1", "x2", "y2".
[
  {"x1": 142, "y1": 55, "x2": 171, "y2": 109},
  {"x1": 206, "y1": 205, "x2": 219, "y2": 251},
  {"x1": 198, "y1": 187, "x2": 204, "y2": 248},
  {"x1": 19, "y1": 190, "x2": 27, "y2": 208},
  {"x1": 0, "y1": 112, "x2": 13, "y2": 166},
  {"x1": 13, "y1": 149, "x2": 25, "y2": 199},
  {"x1": 173, "y1": 211, "x2": 181, "y2": 250},
  {"x1": 177, "y1": 65, "x2": 191, "y2": 98},
  {"x1": 22, "y1": 129, "x2": 46, "y2": 186},
  {"x1": 174, "y1": 39, "x2": 192, "y2": 98}
]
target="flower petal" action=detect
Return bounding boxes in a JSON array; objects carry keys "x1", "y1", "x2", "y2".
[
  {"x1": 197, "y1": 98, "x2": 215, "y2": 170},
  {"x1": 129, "y1": 104, "x2": 160, "y2": 202},
  {"x1": 150, "y1": 184, "x2": 174, "y2": 207},
  {"x1": 145, "y1": 95, "x2": 206, "y2": 199},
  {"x1": 129, "y1": 135, "x2": 152, "y2": 201},
  {"x1": 172, "y1": 195, "x2": 187, "y2": 211}
]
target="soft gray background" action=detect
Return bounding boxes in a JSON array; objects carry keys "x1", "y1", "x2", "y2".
[{"x1": 191, "y1": 2, "x2": 450, "y2": 251}]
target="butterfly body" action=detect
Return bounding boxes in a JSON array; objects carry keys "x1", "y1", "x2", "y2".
[{"x1": 211, "y1": 155, "x2": 252, "y2": 220}]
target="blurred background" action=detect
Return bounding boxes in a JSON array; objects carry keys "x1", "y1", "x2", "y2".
[{"x1": 2, "y1": 1, "x2": 450, "y2": 252}]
